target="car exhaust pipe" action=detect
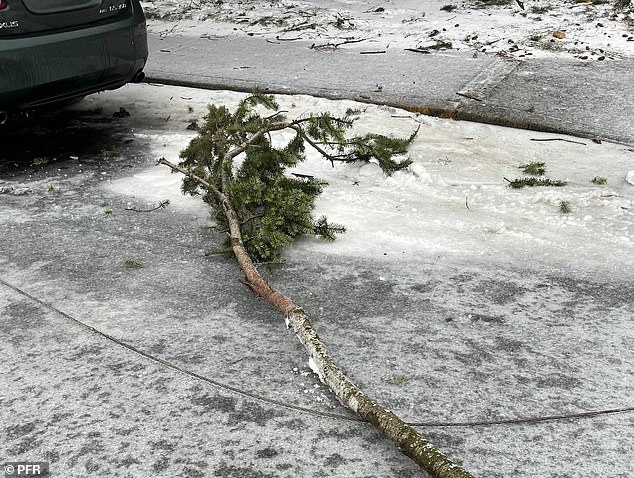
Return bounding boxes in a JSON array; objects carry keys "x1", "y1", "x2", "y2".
[
  {"x1": 0, "y1": 111, "x2": 8, "y2": 125},
  {"x1": 132, "y1": 70, "x2": 145, "y2": 83}
]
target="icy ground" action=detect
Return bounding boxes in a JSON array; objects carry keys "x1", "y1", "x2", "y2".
[
  {"x1": 141, "y1": 0, "x2": 634, "y2": 60},
  {"x1": 101, "y1": 83, "x2": 634, "y2": 281}
]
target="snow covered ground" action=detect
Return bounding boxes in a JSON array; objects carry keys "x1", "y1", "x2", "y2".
[
  {"x1": 141, "y1": 0, "x2": 634, "y2": 60},
  {"x1": 102, "y1": 83, "x2": 634, "y2": 281},
  {"x1": 134, "y1": 0, "x2": 634, "y2": 269}
]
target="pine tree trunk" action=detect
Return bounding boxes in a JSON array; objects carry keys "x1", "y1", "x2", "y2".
[{"x1": 159, "y1": 158, "x2": 476, "y2": 478}]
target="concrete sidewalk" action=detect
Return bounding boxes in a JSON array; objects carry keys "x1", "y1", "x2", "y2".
[{"x1": 145, "y1": 32, "x2": 634, "y2": 146}]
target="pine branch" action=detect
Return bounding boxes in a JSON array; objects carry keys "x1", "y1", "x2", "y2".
[
  {"x1": 290, "y1": 124, "x2": 338, "y2": 166},
  {"x1": 504, "y1": 177, "x2": 568, "y2": 189},
  {"x1": 162, "y1": 96, "x2": 475, "y2": 474},
  {"x1": 225, "y1": 122, "x2": 291, "y2": 162},
  {"x1": 176, "y1": 96, "x2": 421, "y2": 260},
  {"x1": 160, "y1": 157, "x2": 474, "y2": 477}
]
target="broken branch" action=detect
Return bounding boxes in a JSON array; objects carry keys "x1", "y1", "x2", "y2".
[
  {"x1": 158, "y1": 159, "x2": 475, "y2": 478},
  {"x1": 159, "y1": 96, "x2": 475, "y2": 476}
]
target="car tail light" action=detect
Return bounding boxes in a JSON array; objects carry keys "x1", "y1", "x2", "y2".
[{"x1": 0, "y1": 0, "x2": 8, "y2": 10}]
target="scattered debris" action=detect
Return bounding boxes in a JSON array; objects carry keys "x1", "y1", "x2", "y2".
[
  {"x1": 405, "y1": 47, "x2": 432, "y2": 54},
  {"x1": 504, "y1": 177, "x2": 568, "y2": 188},
  {"x1": 559, "y1": 200, "x2": 572, "y2": 214},
  {"x1": 530, "y1": 138, "x2": 587, "y2": 145},
  {"x1": 113, "y1": 107, "x2": 130, "y2": 118},
  {"x1": 387, "y1": 375, "x2": 407, "y2": 385},
  {"x1": 123, "y1": 258, "x2": 145, "y2": 269},
  {"x1": 143, "y1": 0, "x2": 634, "y2": 60},
  {"x1": 310, "y1": 37, "x2": 367, "y2": 50},
  {"x1": 519, "y1": 161, "x2": 546, "y2": 176},
  {"x1": 422, "y1": 40, "x2": 453, "y2": 50},
  {"x1": 125, "y1": 199, "x2": 171, "y2": 213}
]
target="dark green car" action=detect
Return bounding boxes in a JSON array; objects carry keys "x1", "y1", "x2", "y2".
[{"x1": 0, "y1": 0, "x2": 148, "y2": 122}]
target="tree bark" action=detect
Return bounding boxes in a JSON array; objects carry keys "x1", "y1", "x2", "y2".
[{"x1": 158, "y1": 157, "x2": 475, "y2": 478}]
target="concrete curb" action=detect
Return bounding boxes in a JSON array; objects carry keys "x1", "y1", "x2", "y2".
[{"x1": 145, "y1": 32, "x2": 634, "y2": 146}]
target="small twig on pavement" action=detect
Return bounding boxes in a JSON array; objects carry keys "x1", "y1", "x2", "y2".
[
  {"x1": 310, "y1": 37, "x2": 367, "y2": 50},
  {"x1": 390, "y1": 114, "x2": 424, "y2": 124},
  {"x1": 159, "y1": 24, "x2": 179, "y2": 39},
  {"x1": 404, "y1": 47, "x2": 431, "y2": 54},
  {"x1": 530, "y1": 138, "x2": 587, "y2": 145},
  {"x1": 126, "y1": 200, "x2": 171, "y2": 213},
  {"x1": 274, "y1": 35, "x2": 302, "y2": 41}
]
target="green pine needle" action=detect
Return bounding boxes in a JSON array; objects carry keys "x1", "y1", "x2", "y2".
[
  {"x1": 519, "y1": 161, "x2": 546, "y2": 176},
  {"x1": 177, "y1": 93, "x2": 417, "y2": 262},
  {"x1": 387, "y1": 375, "x2": 407, "y2": 385},
  {"x1": 507, "y1": 177, "x2": 568, "y2": 189},
  {"x1": 123, "y1": 258, "x2": 144, "y2": 269},
  {"x1": 559, "y1": 201, "x2": 572, "y2": 214}
]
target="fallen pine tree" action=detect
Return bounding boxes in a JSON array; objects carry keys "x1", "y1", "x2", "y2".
[{"x1": 159, "y1": 92, "x2": 474, "y2": 478}]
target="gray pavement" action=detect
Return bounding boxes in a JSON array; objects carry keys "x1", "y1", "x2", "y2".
[
  {"x1": 145, "y1": 33, "x2": 634, "y2": 146},
  {"x1": 1, "y1": 106, "x2": 634, "y2": 477}
]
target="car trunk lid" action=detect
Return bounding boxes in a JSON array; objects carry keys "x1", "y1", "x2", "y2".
[
  {"x1": 0, "y1": 0, "x2": 132, "y2": 37},
  {"x1": 21, "y1": 0, "x2": 101, "y2": 15}
]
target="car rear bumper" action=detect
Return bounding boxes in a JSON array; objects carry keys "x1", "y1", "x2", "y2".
[{"x1": 0, "y1": 4, "x2": 147, "y2": 111}]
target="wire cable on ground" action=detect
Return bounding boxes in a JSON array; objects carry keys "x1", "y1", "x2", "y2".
[{"x1": 2, "y1": 277, "x2": 633, "y2": 429}]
